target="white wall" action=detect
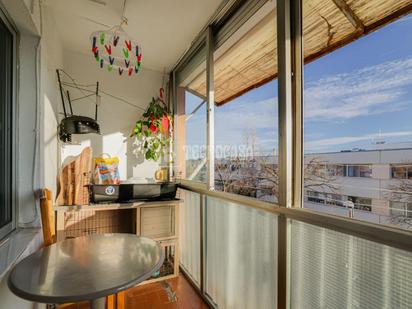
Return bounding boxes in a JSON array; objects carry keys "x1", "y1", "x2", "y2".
[
  {"x1": 40, "y1": 6, "x2": 63, "y2": 196},
  {"x1": 0, "y1": 1, "x2": 63, "y2": 308},
  {"x1": 17, "y1": 34, "x2": 40, "y2": 225},
  {"x1": 60, "y1": 50, "x2": 164, "y2": 181},
  {"x1": 0, "y1": 0, "x2": 62, "y2": 225},
  {"x1": 17, "y1": 4, "x2": 63, "y2": 224}
]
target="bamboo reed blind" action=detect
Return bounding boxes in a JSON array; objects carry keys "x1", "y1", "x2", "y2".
[{"x1": 186, "y1": 0, "x2": 412, "y2": 105}]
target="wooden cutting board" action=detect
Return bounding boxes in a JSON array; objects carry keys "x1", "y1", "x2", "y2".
[{"x1": 57, "y1": 147, "x2": 92, "y2": 206}]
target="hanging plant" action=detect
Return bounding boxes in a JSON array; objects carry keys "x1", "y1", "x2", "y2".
[{"x1": 131, "y1": 89, "x2": 171, "y2": 161}]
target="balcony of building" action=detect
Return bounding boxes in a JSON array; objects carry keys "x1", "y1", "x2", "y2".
[{"x1": 0, "y1": 0, "x2": 412, "y2": 309}]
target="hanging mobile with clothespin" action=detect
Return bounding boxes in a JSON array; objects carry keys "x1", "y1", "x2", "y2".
[{"x1": 89, "y1": 0, "x2": 142, "y2": 77}]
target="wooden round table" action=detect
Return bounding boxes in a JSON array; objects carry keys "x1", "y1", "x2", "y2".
[{"x1": 8, "y1": 234, "x2": 164, "y2": 308}]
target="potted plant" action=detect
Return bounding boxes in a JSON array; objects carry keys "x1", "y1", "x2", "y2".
[{"x1": 131, "y1": 91, "x2": 171, "y2": 161}]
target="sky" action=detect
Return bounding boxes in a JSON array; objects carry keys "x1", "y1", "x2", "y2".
[{"x1": 185, "y1": 14, "x2": 412, "y2": 158}]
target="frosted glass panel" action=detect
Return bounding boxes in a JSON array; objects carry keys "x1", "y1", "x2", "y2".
[
  {"x1": 290, "y1": 220, "x2": 412, "y2": 309},
  {"x1": 179, "y1": 189, "x2": 201, "y2": 286},
  {"x1": 206, "y1": 196, "x2": 277, "y2": 309}
]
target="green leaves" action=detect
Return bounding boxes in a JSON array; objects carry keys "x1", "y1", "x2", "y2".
[{"x1": 131, "y1": 96, "x2": 171, "y2": 161}]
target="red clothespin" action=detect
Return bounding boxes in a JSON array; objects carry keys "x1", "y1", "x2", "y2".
[
  {"x1": 128, "y1": 67, "x2": 133, "y2": 76},
  {"x1": 92, "y1": 46, "x2": 98, "y2": 54},
  {"x1": 137, "y1": 53, "x2": 142, "y2": 63},
  {"x1": 105, "y1": 45, "x2": 112, "y2": 55},
  {"x1": 125, "y1": 40, "x2": 132, "y2": 51}
]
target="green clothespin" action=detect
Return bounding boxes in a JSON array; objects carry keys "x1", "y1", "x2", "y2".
[
  {"x1": 123, "y1": 48, "x2": 129, "y2": 58},
  {"x1": 100, "y1": 33, "x2": 105, "y2": 45},
  {"x1": 108, "y1": 65, "x2": 113, "y2": 72}
]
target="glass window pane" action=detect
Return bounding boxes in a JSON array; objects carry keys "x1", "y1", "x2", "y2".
[
  {"x1": 184, "y1": 91, "x2": 207, "y2": 182},
  {"x1": 303, "y1": 0, "x2": 412, "y2": 230},
  {"x1": 390, "y1": 201, "x2": 405, "y2": 217},
  {"x1": 0, "y1": 16, "x2": 13, "y2": 231},
  {"x1": 212, "y1": 4, "x2": 279, "y2": 203},
  {"x1": 290, "y1": 220, "x2": 412, "y2": 309},
  {"x1": 392, "y1": 166, "x2": 407, "y2": 179},
  {"x1": 206, "y1": 196, "x2": 277, "y2": 308},
  {"x1": 175, "y1": 43, "x2": 207, "y2": 183},
  {"x1": 179, "y1": 189, "x2": 201, "y2": 286}
]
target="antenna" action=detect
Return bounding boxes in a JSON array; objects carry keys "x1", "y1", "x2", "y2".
[
  {"x1": 95, "y1": 81, "x2": 99, "y2": 121},
  {"x1": 56, "y1": 69, "x2": 67, "y2": 118},
  {"x1": 66, "y1": 90, "x2": 73, "y2": 115}
]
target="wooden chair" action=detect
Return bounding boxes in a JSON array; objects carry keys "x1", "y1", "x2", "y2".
[
  {"x1": 40, "y1": 188, "x2": 56, "y2": 247},
  {"x1": 39, "y1": 188, "x2": 125, "y2": 309}
]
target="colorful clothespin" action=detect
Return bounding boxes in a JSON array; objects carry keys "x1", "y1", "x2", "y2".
[
  {"x1": 123, "y1": 48, "x2": 129, "y2": 58},
  {"x1": 137, "y1": 53, "x2": 142, "y2": 63},
  {"x1": 128, "y1": 67, "x2": 133, "y2": 76},
  {"x1": 135, "y1": 46, "x2": 139, "y2": 56},
  {"x1": 94, "y1": 50, "x2": 99, "y2": 61},
  {"x1": 92, "y1": 36, "x2": 97, "y2": 48},
  {"x1": 134, "y1": 65, "x2": 139, "y2": 73},
  {"x1": 119, "y1": 68, "x2": 124, "y2": 75},
  {"x1": 108, "y1": 65, "x2": 113, "y2": 72},
  {"x1": 100, "y1": 59, "x2": 104, "y2": 68},
  {"x1": 99, "y1": 33, "x2": 105, "y2": 45},
  {"x1": 125, "y1": 40, "x2": 132, "y2": 51},
  {"x1": 105, "y1": 45, "x2": 112, "y2": 55},
  {"x1": 124, "y1": 59, "x2": 130, "y2": 68},
  {"x1": 109, "y1": 56, "x2": 115, "y2": 65},
  {"x1": 113, "y1": 35, "x2": 120, "y2": 47}
]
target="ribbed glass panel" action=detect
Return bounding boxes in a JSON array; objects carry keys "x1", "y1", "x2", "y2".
[
  {"x1": 179, "y1": 189, "x2": 201, "y2": 286},
  {"x1": 205, "y1": 196, "x2": 277, "y2": 309},
  {"x1": 290, "y1": 220, "x2": 412, "y2": 309}
]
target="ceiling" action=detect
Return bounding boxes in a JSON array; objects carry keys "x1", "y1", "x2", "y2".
[{"x1": 44, "y1": 0, "x2": 223, "y2": 72}]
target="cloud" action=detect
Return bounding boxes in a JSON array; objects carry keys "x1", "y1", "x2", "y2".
[
  {"x1": 185, "y1": 57, "x2": 412, "y2": 156},
  {"x1": 214, "y1": 97, "x2": 278, "y2": 148},
  {"x1": 184, "y1": 97, "x2": 278, "y2": 156},
  {"x1": 306, "y1": 131, "x2": 412, "y2": 152},
  {"x1": 305, "y1": 57, "x2": 412, "y2": 121}
]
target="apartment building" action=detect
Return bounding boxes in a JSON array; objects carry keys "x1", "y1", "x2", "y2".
[{"x1": 304, "y1": 142, "x2": 412, "y2": 226}]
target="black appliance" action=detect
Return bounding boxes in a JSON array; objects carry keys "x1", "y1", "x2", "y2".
[
  {"x1": 90, "y1": 184, "x2": 119, "y2": 203},
  {"x1": 90, "y1": 183, "x2": 178, "y2": 204}
]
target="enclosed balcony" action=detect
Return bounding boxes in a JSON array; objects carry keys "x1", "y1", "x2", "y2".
[{"x1": 0, "y1": 0, "x2": 412, "y2": 308}]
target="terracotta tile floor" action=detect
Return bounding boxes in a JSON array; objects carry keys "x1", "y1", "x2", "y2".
[
  {"x1": 126, "y1": 275, "x2": 209, "y2": 309},
  {"x1": 63, "y1": 275, "x2": 209, "y2": 309}
]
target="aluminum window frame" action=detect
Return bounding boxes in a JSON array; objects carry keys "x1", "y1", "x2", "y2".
[
  {"x1": 171, "y1": 0, "x2": 412, "y2": 308},
  {"x1": 0, "y1": 6, "x2": 18, "y2": 241}
]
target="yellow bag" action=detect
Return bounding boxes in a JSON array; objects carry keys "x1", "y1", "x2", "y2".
[{"x1": 94, "y1": 155, "x2": 120, "y2": 184}]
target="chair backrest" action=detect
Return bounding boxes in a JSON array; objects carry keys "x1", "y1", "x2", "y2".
[{"x1": 40, "y1": 188, "x2": 56, "y2": 246}]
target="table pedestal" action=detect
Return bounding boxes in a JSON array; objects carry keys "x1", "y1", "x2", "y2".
[{"x1": 91, "y1": 297, "x2": 106, "y2": 309}]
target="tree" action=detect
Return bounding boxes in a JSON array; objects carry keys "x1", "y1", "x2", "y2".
[
  {"x1": 214, "y1": 130, "x2": 338, "y2": 202},
  {"x1": 258, "y1": 156, "x2": 338, "y2": 201},
  {"x1": 387, "y1": 171, "x2": 412, "y2": 228}
]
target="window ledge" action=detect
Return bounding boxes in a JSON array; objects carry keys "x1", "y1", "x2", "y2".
[{"x1": 0, "y1": 228, "x2": 42, "y2": 280}]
